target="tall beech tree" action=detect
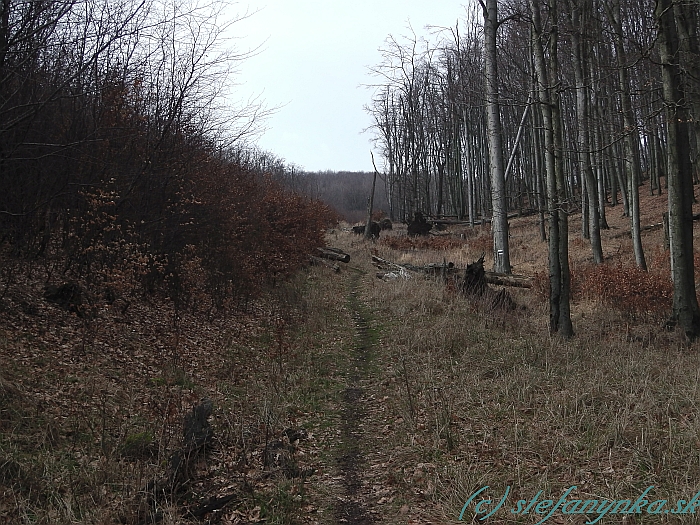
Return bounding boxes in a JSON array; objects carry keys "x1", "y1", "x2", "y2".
[
  {"x1": 604, "y1": 0, "x2": 647, "y2": 270},
  {"x1": 566, "y1": 0, "x2": 603, "y2": 264},
  {"x1": 656, "y1": 0, "x2": 700, "y2": 338},
  {"x1": 529, "y1": 0, "x2": 573, "y2": 337},
  {"x1": 480, "y1": 0, "x2": 511, "y2": 274}
]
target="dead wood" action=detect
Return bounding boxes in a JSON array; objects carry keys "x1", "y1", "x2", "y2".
[
  {"x1": 407, "y1": 212, "x2": 432, "y2": 236},
  {"x1": 371, "y1": 255, "x2": 532, "y2": 288},
  {"x1": 484, "y1": 271, "x2": 533, "y2": 288},
  {"x1": 460, "y1": 255, "x2": 517, "y2": 310},
  {"x1": 611, "y1": 213, "x2": 700, "y2": 239},
  {"x1": 310, "y1": 255, "x2": 340, "y2": 273},
  {"x1": 316, "y1": 247, "x2": 350, "y2": 263}
]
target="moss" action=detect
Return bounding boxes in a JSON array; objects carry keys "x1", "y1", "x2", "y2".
[{"x1": 121, "y1": 431, "x2": 154, "y2": 459}]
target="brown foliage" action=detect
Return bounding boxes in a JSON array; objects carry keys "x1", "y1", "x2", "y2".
[
  {"x1": 0, "y1": 70, "x2": 338, "y2": 311},
  {"x1": 534, "y1": 262, "x2": 673, "y2": 312}
]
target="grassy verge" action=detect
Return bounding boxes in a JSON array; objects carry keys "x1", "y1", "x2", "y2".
[
  {"x1": 334, "y1": 221, "x2": 700, "y2": 524},
  {"x1": 0, "y1": 259, "x2": 357, "y2": 524}
]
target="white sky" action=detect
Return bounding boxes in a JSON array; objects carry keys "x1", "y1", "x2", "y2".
[{"x1": 229, "y1": 1, "x2": 470, "y2": 172}]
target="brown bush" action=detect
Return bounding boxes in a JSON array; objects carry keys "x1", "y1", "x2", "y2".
[{"x1": 533, "y1": 262, "x2": 673, "y2": 312}]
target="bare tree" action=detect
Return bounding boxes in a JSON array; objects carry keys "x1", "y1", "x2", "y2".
[
  {"x1": 566, "y1": 0, "x2": 603, "y2": 263},
  {"x1": 656, "y1": 0, "x2": 700, "y2": 338},
  {"x1": 529, "y1": 0, "x2": 573, "y2": 337},
  {"x1": 480, "y1": 0, "x2": 511, "y2": 273}
]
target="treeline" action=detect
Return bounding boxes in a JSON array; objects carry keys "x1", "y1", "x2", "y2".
[
  {"x1": 219, "y1": 148, "x2": 392, "y2": 223},
  {"x1": 278, "y1": 170, "x2": 391, "y2": 223},
  {"x1": 0, "y1": 0, "x2": 335, "y2": 309}
]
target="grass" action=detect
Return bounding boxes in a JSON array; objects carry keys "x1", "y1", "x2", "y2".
[{"x1": 331, "y1": 188, "x2": 700, "y2": 523}]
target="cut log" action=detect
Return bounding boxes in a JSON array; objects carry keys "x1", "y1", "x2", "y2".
[
  {"x1": 310, "y1": 255, "x2": 340, "y2": 273},
  {"x1": 316, "y1": 247, "x2": 350, "y2": 263},
  {"x1": 484, "y1": 271, "x2": 533, "y2": 288}
]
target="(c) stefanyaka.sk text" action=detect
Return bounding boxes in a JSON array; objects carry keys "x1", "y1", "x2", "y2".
[{"x1": 459, "y1": 485, "x2": 700, "y2": 524}]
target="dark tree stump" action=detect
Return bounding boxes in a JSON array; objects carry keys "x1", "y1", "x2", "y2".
[
  {"x1": 460, "y1": 254, "x2": 488, "y2": 296},
  {"x1": 170, "y1": 398, "x2": 214, "y2": 484},
  {"x1": 459, "y1": 255, "x2": 516, "y2": 310},
  {"x1": 407, "y1": 212, "x2": 432, "y2": 236}
]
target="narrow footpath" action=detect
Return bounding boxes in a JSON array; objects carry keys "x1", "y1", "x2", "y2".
[{"x1": 333, "y1": 270, "x2": 377, "y2": 524}]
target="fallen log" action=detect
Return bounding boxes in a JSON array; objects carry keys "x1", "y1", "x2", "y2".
[
  {"x1": 371, "y1": 255, "x2": 406, "y2": 271},
  {"x1": 484, "y1": 271, "x2": 533, "y2": 288},
  {"x1": 428, "y1": 219, "x2": 474, "y2": 226},
  {"x1": 376, "y1": 270, "x2": 411, "y2": 280},
  {"x1": 310, "y1": 255, "x2": 340, "y2": 273},
  {"x1": 317, "y1": 247, "x2": 350, "y2": 263},
  {"x1": 426, "y1": 209, "x2": 539, "y2": 226},
  {"x1": 371, "y1": 255, "x2": 532, "y2": 288},
  {"x1": 611, "y1": 213, "x2": 700, "y2": 239}
]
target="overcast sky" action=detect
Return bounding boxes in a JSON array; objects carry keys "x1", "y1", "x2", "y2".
[{"x1": 229, "y1": 1, "x2": 470, "y2": 172}]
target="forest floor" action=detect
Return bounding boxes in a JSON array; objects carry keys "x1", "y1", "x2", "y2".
[{"x1": 3, "y1": 186, "x2": 700, "y2": 524}]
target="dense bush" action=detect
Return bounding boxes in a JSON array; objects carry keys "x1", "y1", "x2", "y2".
[{"x1": 0, "y1": 1, "x2": 337, "y2": 310}]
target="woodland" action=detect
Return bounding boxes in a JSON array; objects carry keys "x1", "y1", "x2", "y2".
[
  {"x1": 364, "y1": 0, "x2": 700, "y2": 338},
  {"x1": 2, "y1": 0, "x2": 700, "y2": 524}
]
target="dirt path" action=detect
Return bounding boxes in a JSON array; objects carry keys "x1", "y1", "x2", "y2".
[{"x1": 333, "y1": 271, "x2": 377, "y2": 524}]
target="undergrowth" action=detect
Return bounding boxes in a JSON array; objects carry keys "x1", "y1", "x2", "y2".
[{"x1": 533, "y1": 261, "x2": 674, "y2": 312}]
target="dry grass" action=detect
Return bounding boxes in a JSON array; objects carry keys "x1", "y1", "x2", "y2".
[
  {"x1": 4, "y1": 188, "x2": 700, "y2": 524},
  {"x1": 328, "y1": 189, "x2": 700, "y2": 523}
]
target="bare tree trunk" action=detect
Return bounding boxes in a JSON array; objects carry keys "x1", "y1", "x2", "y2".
[
  {"x1": 605, "y1": 0, "x2": 647, "y2": 269},
  {"x1": 568, "y1": 0, "x2": 603, "y2": 263},
  {"x1": 672, "y1": 2, "x2": 700, "y2": 183},
  {"x1": 481, "y1": 0, "x2": 511, "y2": 274},
  {"x1": 364, "y1": 154, "x2": 378, "y2": 239},
  {"x1": 530, "y1": 0, "x2": 573, "y2": 337},
  {"x1": 531, "y1": 100, "x2": 547, "y2": 241},
  {"x1": 550, "y1": 3, "x2": 573, "y2": 338},
  {"x1": 589, "y1": 42, "x2": 610, "y2": 230},
  {"x1": 656, "y1": 0, "x2": 700, "y2": 338}
]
